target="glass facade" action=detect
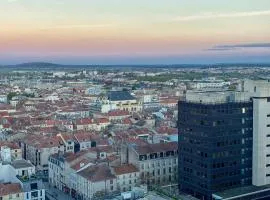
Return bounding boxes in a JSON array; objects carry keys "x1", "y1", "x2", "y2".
[{"x1": 178, "y1": 101, "x2": 253, "y2": 200}]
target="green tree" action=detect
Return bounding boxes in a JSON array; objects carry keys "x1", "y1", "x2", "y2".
[{"x1": 7, "y1": 92, "x2": 17, "y2": 102}]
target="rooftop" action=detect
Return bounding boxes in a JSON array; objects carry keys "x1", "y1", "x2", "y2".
[
  {"x1": 77, "y1": 164, "x2": 116, "y2": 182},
  {"x1": 0, "y1": 183, "x2": 22, "y2": 196},
  {"x1": 134, "y1": 141, "x2": 178, "y2": 155},
  {"x1": 108, "y1": 91, "x2": 136, "y2": 101},
  {"x1": 11, "y1": 159, "x2": 34, "y2": 169},
  {"x1": 213, "y1": 184, "x2": 270, "y2": 199},
  {"x1": 185, "y1": 90, "x2": 251, "y2": 104},
  {"x1": 113, "y1": 164, "x2": 139, "y2": 175}
]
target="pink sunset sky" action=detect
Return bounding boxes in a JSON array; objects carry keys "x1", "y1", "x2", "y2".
[{"x1": 0, "y1": 0, "x2": 270, "y2": 64}]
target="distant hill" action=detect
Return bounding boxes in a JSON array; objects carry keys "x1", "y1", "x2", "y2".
[
  {"x1": 0, "y1": 62, "x2": 64, "y2": 68},
  {"x1": 0, "y1": 62, "x2": 269, "y2": 70},
  {"x1": 15, "y1": 62, "x2": 62, "y2": 67}
]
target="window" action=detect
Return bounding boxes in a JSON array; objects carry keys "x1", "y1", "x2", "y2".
[
  {"x1": 267, "y1": 135, "x2": 270, "y2": 137},
  {"x1": 267, "y1": 154, "x2": 270, "y2": 157},
  {"x1": 266, "y1": 164, "x2": 270, "y2": 167},
  {"x1": 242, "y1": 108, "x2": 246, "y2": 114},
  {"x1": 267, "y1": 144, "x2": 270, "y2": 147},
  {"x1": 111, "y1": 186, "x2": 113, "y2": 190},
  {"x1": 30, "y1": 183, "x2": 38, "y2": 190},
  {"x1": 267, "y1": 114, "x2": 270, "y2": 117},
  {"x1": 267, "y1": 174, "x2": 270, "y2": 177}
]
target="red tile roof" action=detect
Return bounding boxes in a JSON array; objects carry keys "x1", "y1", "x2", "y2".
[
  {"x1": 78, "y1": 165, "x2": 116, "y2": 182},
  {"x1": 74, "y1": 132, "x2": 97, "y2": 142},
  {"x1": 76, "y1": 118, "x2": 94, "y2": 125},
  {"x1": 70, "y1": 158, "x2": 92, "y2": 171},
  {"x1": 108, "y1": 110, "x2": 130, "y2": 117},
  {"x1": 122, "y1": 118, "x2": 132, "y2": 125},
  {"x1": 0, "y1": 183, "x2": 22, "y2": 196},
  {"x1": 0, "y1": 111, "x2": 9, "y2": 117},
  {"x1": 23, "y1": 134, "x2": 61, "y2": 148},
  {"x1": 113, "y1": 164, "x2": 139, "y2": 175},
  {"x1": 156, "y1": 127, "x2": 178, "y2": 135},
  {"x1": 134, "y1": 142, "x2": 178, "y2": 154},
  {"x1": 0, "y1": 141, "x2": 20, "y2": 149},
  {"x1": 95, "y1": 118, "x2": 109, "y2": 124}
]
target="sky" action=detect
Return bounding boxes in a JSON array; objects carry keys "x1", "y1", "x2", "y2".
[{"x1": 0, "y1": 0, "x2": 270, "y2": 65}]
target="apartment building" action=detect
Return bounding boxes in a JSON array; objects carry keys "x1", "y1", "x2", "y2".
[
  {"x1": 112, "y1": 164, "x2": 139, "y2": 192},
  {"x1": 21, "y1": 135, "x2": 65, "y2": 174},
  {"x1": 0, "y1": 183, "x2": 24, "y2": 200},
  {"x1": 127, "y1": 142, "x2": 178, "y2": 186},
  {"x1": 0, "y1": 159, "x2": 45, "y2": 200},
  {"x1": 77, "y1": 164, "x2": 117, "y2": 200},
  {"x1": 0, "y1": 142, "x2": 22, "y2": 163},
  {"x1": 48, "y1": 151, "x2": 117, "y2": 200}
]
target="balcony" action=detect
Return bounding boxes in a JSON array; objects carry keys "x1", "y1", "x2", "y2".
[{"x1": 16, "y1": 174, "x2": 43, "y2": 183}]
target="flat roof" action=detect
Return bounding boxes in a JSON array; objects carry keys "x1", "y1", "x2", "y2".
[
  {"x1": 11, "y1": 159, "x2": 34, "y2": 169},
  {"x1": 213, "y1": 184, "x2": 270, "y2": 199}
]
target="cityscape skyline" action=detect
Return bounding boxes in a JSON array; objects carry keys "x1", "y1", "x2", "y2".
[{"x1": 0, "y1": 0, "x2": 270, "y2": 64}]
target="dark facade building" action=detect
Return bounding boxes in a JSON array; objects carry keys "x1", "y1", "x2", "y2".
[{"x1": 178, "y1": 97, "x2": 253, "y2": 200}]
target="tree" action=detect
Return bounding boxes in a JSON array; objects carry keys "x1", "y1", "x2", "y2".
[{"x1": 7, "y1": 92, "x2": 17, "y2": 102}]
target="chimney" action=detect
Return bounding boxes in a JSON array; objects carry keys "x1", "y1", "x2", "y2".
[{"x1": 80, "y1": 162, "x2": 85, "y2": 168}]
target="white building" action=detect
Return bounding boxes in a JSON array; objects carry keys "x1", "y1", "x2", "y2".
[
  {"x1": 113, "y1": 164, "x2": 139, "y2": 192},
  {"x1": 126, "y1": 142, "x2": 178, "y2": 186},
  {"x1": 193, "y1": 81, "x2": 231, "y2": 89},
  {"x1": 243, "y1": 80, "x2": 270, "y2": 186},
  {"x1": 0, "y1": 142, "x2": 22, "y2": 163},
  {"x1": 0, "y1": 159, "x2": 45, "y2": 200},
  {"x1": 0, "y1": 95, "x2": 7, "y2": 103},
  {"x1": 48, "y1": 152, "x2": 117, "y2": 200}
]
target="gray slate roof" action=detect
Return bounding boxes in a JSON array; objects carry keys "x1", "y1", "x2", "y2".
[
  {"x1": 11, "y1": 159, "x2": 34, "y2": 169},
  {"x1": 107, "y1": 91, "x2": 135, "y2": 101}
]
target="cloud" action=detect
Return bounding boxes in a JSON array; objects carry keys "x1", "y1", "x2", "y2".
[
  {"x1": 207, "y1": 43, "x2": 270, "y2": 51},
  {"x1": 216, "y1": 43, "x2": 270, "y2": 48},
  {"x1": 39, "y1": 24, "x2": 116, "y2": 30},
  {"x1": 206, "y1": 47, "x2": 236, "y2": 51},
  {"x1": 173, "y1": 10, "x2": 270, "y2": 21}
]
